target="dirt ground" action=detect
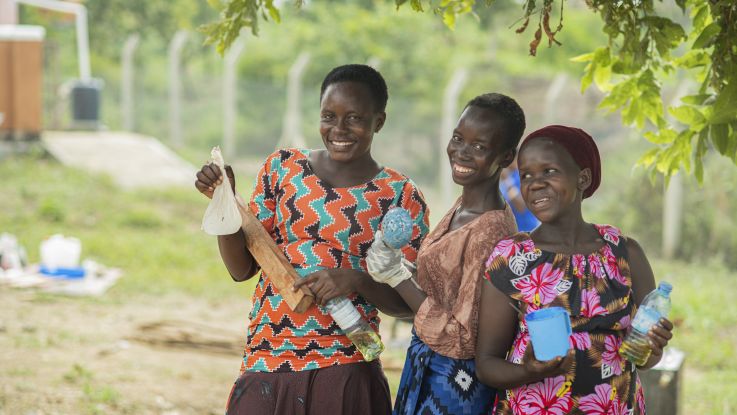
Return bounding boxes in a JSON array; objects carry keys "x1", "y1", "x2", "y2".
[{"x1": 0, "y1": 289, "x2": 410, "y2": 415}]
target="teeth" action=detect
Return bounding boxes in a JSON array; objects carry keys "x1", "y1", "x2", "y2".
[
  {"x1": 534, "y1": 198, "x2": 549, "y2": 205},
  {"x1": 331, "y1": 141, "x2": 353, "y2": 147},
  {"x1": 453, "y1": 164, "x2": 474, "y2": 173}
]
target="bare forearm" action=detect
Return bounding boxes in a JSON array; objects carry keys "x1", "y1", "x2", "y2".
[
  {"x1": 637, "y1": 353, "x2": 662, "y2": 371},
  {"x1": 354, "y1": 273, "x2": 413, "y2": 318},
  {"x1": 217, "y1": 229, "x2": 257, "y2": 282},
  {"x1": 476, "y1": 356, "x2": 543, "y2": 390},
  {"x1": 394, "y1": 278, "x2": 427, "y2": 314}
]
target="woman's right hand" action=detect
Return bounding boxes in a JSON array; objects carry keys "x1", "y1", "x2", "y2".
[
  {"x1": 522, "y1": 343, "x2": 575, "y2": 380},
  {"x1": 195, "y1": 163, "x2": 235, "y2": 199}
]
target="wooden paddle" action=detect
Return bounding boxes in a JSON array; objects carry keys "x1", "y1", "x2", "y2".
[{"x1": 235, "y1": 195, "x2": 314, "y2": 313}]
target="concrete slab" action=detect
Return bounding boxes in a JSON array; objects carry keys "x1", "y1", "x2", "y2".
[{"x1": 41, "y1": 131, "x2": 197, "y2": 189}]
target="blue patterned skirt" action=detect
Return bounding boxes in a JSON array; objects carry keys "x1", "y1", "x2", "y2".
[{"x1": 393, "y1": 329, "x2": 496, "y2": 415}]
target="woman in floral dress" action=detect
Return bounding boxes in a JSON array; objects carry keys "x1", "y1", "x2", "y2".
[{"x1": 475, "y1": 125, "x2": 674, "y2": 414}]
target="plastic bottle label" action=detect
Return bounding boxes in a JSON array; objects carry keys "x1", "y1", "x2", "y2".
[
  {"x1": 328, "y1": 298, "x2": 361, "y2": 329},
  {"x1": 632, "y1": 307, "x2": 660, "y2": 332}
]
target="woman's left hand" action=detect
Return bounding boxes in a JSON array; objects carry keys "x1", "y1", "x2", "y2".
[
  {"x1": 293, "y1": 269, "x2": 359, "y2": 306},
  {"x1": 641, "y1": 317, "x2": 674, "y2": 369},
  {"x1": 647, "y1": 317, "x2": 674, "y2": 358}
]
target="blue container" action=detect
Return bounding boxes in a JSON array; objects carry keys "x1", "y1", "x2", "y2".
[
  {"x1": 525, "y1": 306, "x2": 572, "y2": 361},
  {"x1": 381, "y1": 207, "x2": 413, "y2": 249},
  {"x1": 39, "y1": 265, "x2": 86, "y2": 279}
]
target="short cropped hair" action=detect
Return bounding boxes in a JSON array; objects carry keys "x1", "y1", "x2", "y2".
[
  {"x1": 320, "y1": 64, "x2": 389, "y2": 113},
  {"x1": 466, "y1": 93, "x2": 526, "y2": 151}
]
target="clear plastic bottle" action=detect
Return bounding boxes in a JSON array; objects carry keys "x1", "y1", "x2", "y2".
[
  {"x1": 325, "y1": 296, "x2": 384, "y2": 361},
  {"x1": 619, "y1": 281, "x2": 673, "y2": 366}
]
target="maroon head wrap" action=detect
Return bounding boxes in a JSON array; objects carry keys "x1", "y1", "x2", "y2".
[{"x1": 519, "y1": 125, "x2": 601, "y2": 198}]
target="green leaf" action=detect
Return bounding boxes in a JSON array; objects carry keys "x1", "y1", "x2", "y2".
[
  {"x1": 644, "y1": 16, "x2": 686, "y2": 56},
  {"x1": 710, "y1": 81, "x2": 737, "y2": 124},
  {"x1": 694, "y1": 154, "x2": 704, "y2": 182},
  {"x1": 693, "y1": 22, "x2": 721, "y2": 49},
  {"x1": 581, "y1": 62, "x2": 595, "y2": 92},
  {"x1": 637, "y1": 148, "x2": 660, "y2": 168},
  {"x1": 728, "y1": 123, "x2": 737, "y2": 162},
  {"x1": 570, "y1": 52, "x2": 594, "y2": 63},
  {"x1": 693, "y1": 129, "x2": 709, "y2": 183},
  {"x1": 669, "y1": 105, "x2": 707, "y2": 129},
  {"x1": 594, "y1": 64, "x2": 612, "y2": 91},
  {"x1": 673, "y1": 49, "x2": 709, "y2": 68},
  {"x1": 266, "y1": 3, "x2": 281, "y2": 23},
  {"x1": 691, "y1": 3, "x2": 710, "y2": 33},
  {"x1": 410, "y1": 0, "x2": 424, "y2": 12},
  {"x1": 680, "y1": 94, "x2": 712, "y2": 105},
  {"x1": 442, "y1": 7, "x2": 457, "y2": 29},
  {"x1": 710, "y1": 123, "x2": 730, "y2": 154},
  {"x1": 598, "y1": 79, "x2": 636, "y2": 112},
  {"x1": 644, "y1": 129, "x2": 677, "y2": 144}
]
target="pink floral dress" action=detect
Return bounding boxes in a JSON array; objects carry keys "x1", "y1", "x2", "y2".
[{"x1": 484, "y1": 225, "x2": 646, "y2": 415}]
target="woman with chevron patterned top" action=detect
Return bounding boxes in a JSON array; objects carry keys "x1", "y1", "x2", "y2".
[
  {"x1": 365, "y1": 93, "x2": 526, "y2": 415},
  {"x1": 475, "y1": 125, "x2": 674, "y2": 414},
  {"x1": 195, "y1": 64, "x2": 430, "y2": 415}
]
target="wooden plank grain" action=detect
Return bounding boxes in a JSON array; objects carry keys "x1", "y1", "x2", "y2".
[{"x1": 235, "y1": 195, "x2": 314, "y2": 313}]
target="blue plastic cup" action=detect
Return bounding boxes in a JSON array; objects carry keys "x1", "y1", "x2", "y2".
[{"x1": 525, "y1": 306, "x2": 572, "y2": 361}]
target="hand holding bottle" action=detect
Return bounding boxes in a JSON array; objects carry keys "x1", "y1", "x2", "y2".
[
  {"x1": 620, "y1": 282, "x2": 675, "y2": 367},
  {"x1": 642, "y1": 317, "x2": 674, "y2": 367}
]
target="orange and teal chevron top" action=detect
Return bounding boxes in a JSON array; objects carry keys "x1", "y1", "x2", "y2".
[{"x1": 241, "y1": 148, "x2": 430, "y2": 373}]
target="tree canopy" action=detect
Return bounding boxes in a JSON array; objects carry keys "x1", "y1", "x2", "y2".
[{"x1": 202, "y1": 0, "x2": 737, "y2": 181}]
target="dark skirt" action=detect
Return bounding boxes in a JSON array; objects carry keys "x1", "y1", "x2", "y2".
[
  {"x1": 226, "y1": 360, "x2": 391, "y2": 415},
  {"x1": 394, "y1": 329, "x2": 496, "y2": 415}
]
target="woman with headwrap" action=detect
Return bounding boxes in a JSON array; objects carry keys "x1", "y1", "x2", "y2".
[{"x1": 475, "y1": 125, "x2": 674, "y2": 414}]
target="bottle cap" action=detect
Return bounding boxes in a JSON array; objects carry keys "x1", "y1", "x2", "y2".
[
  {"x1": 658, "y1": 281, "x2": 673, "y2": 294},
  {"x1": 381, "y1": 207, "x2": 413, "y2": 249}
]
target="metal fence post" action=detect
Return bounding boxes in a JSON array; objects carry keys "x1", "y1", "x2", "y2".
[
  {"x1": 121, "y1": 34, "x2": 139, "y2": 131},
  {"x1": 223, "y1": 39, "x2": 246, "y2": 159},
  {"x1": 278, "y1": 52, "x2": 310, "y2": 149},
  {"x1": 168, "y1": 30, "x2": 188, "y2": 147},
  {"x1": 439, "y1": 68, "x2": 468, "y2": 203},
  {"x1": 543, "y1": 73, "x2": 567, "y2": 125}
]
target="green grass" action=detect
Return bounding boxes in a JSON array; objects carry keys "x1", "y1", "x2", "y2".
[
  {"x1": 2, "y1": 153, "x2": 736, "y2": 414},
  {"x1": 0, "y1": 153, "x2": 256, "y2": 301},
  {"x1": 650, "y1": 257, "x2": 737, "y2": 415}
]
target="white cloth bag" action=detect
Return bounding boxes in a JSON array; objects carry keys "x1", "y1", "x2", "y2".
[{"x1": 201, "y1": 147, "x2": 242, "y2": 235}]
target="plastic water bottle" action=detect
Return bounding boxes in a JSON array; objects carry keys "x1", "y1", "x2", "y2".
[
  {"x1": 619, "y1": 281, "x2": 673, "y2": 366},
  {"x1": 325, "y1": 297, "x2": 384, "y2": 361}
]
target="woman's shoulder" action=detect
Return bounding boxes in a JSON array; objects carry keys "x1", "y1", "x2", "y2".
[
  {"x1": 466, "y1": 206, "x2": 518, "y2": 246},
  {"x1": 376, "y1": 167, "x2": 427, "y2": 202},
  {"x1": 484, "y1": 232, "x2": 538, "y2": 269},
  {"x1": 491, "y1": 232, "x2": 535, "y2": 254},
  {"x1": 260, "y1": 148, "x2": 309, "y2": 172},
  {"x1": 376, "y1": 165, "x2": 413, "y2": 184},
  {"x1": 483, "y1": 232, "x2": 542, "y2": 290},
  {"x1": 593, "y1": 223, "x2": 626, "y2": 247},
  {"x1": 264, "y1": 148, "x2": 309, "y2": 162}
]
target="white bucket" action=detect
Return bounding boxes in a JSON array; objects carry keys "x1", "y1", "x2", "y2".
[{"x1": 40, "y1": 234, "x2": 81, "y2": 269}]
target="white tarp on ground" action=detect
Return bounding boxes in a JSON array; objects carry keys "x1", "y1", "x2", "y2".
[{"x1": 42, "y1": 130, "x2": 197, "y2": 189}]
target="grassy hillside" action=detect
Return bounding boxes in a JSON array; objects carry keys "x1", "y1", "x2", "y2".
[{"x1": 0, "y1": 153, "x2": 256, "y2": 301}]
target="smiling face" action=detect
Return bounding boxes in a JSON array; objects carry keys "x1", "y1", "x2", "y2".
[
  {"x1": 319, "y1": 81, "x2": 386, "y2": 163},
  {"x1": 446, "y1": 106, "x2": 514, "y2": 186},
  {"x1": 517, "y1": 138, "x2": 592, "y2": 223}
]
